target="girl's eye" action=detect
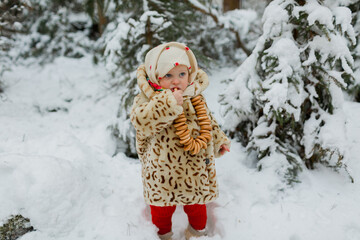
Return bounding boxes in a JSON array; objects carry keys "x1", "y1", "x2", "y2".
[
  {"x1": 179, "y1": 72, "x2": 186, "y2": 77},
  {"x1": 165, "y1": 74, "x2": 172, "y2": 78}
]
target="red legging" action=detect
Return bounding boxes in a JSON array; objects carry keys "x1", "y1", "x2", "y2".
[{"x1": 150, "y1": 204, "x2": 207, "y2": 235}]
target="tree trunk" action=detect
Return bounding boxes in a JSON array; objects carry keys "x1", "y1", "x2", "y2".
[
  {"x1": 223, "y1": 0, "x2": 241, "y2": 12},
  {"x1": 145, "y1": 16, "x2": 154, "y2": 48},
  {"x1": 96, "y1": 0, "x2": 107, "y2": 36}
]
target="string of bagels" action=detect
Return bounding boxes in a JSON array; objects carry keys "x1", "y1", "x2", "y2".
[{"x1": 172, "y1": 88, "x2": 212, "y2": 155}]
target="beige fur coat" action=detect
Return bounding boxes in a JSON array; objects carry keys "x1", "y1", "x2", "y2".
[{"x1": 130, "y1": 65, "x2": 230, "y2": 206}]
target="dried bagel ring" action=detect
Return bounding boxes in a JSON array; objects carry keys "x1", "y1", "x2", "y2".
[
  {"x1": 174, "y1": 117, "x2": 187, "y2": 123},
  {"x1": 201, "y1": 125, "x2": 212, "y2": 131},
  {"x1": 203, "y1": 133, "x2": 212, "y2": 141},
  {"x1": 202, "y1": 131, "x2": 211, "y2": 137},
  {"x1": 196, "y1": 138, "x2": 207, "y2": 149},
  {"x1": 184, "y1": 139, "x2": 194, "y2": 151},
  {"x1": 197, "y1": 116, "x2": 208, "y2": 121},
  {"x1": 197, "y1": 135, "x2": 207, "y2": 144},
  {"x1": 184, "y1": 137, "x2": 193, "y2": 145},
  {"x1": 191, "y1": 96, "x2": 201, "y2": 102},
  {"x1": 179, "y1": 132, "x2": 191, "y2": 141},
  {"x1": 196, "y1": 109, "x2": 207, "y2": 115},
  {"x1": 180, "y1": 136, "x2": 192, "y2": 145},
  {"x1": 191, "y1": 141, "x2": 200, "y2": 155},
  {"x1": 176, "y1": 124, "x2": 188, "y2": 131},
  {"x1": 194, "y1": 101, "x2": 204, "y2": 106},
  {"x1": 176, "y1": 128, "x2": 187, "y2": 136},
  {"x1": 192, "y1": 99, "x2": 202, "y2": 106},
  {"x1": 190, "y1": 141, "x2": 197, "y2": 154},
  {"x1": 174, "y1": 121, "x2": 186, "y2": 128},
  {"x1": 196, "y1": 114, "x2": 207, "y2": 119},
  {"x1": 178, "y1": 128, "x2": 190, "y2": 136},
  {"x1": 195, "y1": 141, "x2": 202, "y2": 154},
  {"x1": 199, "y1": 121, "x2": 211, "y2": 126},
  {"x1": 194, "y1": 105, "x2": 205, "y2": 111},
  {"x1": 190, "y1": 138, "x2": 196, "y2": 150}
]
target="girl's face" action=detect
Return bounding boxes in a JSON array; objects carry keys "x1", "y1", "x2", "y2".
[{"x1": 158, "y1": 65, "x2": 189, "y2": 92}]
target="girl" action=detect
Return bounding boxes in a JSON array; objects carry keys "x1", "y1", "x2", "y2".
[{"x1": 131, "y1": 42, "x2": 230, "y2": 240}]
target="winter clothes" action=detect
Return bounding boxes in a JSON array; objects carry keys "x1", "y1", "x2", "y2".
[
  {"x1": 184, "y1": 224, "x2": 208, "y2": 240},
  {"x1": 150, "y1": 205, "x2": 177, "y2": 235},
  {"x1": 130, "y1": 62, "x2": 230, "y2": 206},
  {"x1": 150, "y1": 204, "x2": 206, "y2": 236}
]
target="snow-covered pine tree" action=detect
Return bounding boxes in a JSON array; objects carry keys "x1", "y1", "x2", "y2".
[
  {"x1": 0, "y1": 0, "x2": 29, "y2": 88},
  {"x1": 347, "y1": 1, "x2": 360, "y2": 101},
  {"x1": 2, "y1": 0, "x2": 96, "y2": 66},
  {"x1": 220, "y1": 0, "x2": 356, "y2": 184}
]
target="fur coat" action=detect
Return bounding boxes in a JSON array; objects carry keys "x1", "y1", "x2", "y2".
[{"x1": 130, "y1": 65, "x2": 230, "y2": 206}]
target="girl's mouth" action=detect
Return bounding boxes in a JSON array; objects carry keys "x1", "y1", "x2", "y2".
[{"x1": 171, "y1": 87, "x2": 179, "y2": 92}]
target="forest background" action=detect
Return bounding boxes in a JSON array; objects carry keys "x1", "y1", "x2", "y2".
[{"x1": 1, "y1": 0, "x2": 360, "y2": 239}]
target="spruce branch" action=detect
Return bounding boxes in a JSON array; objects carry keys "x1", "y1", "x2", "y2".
[{"x1": 183, "y1": 0, "x2": 251, "y2": 56}]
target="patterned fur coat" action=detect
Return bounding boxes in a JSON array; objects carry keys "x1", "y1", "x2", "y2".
[{"x1": 130, "y1": 65, "x2": 230, "y2": 206}]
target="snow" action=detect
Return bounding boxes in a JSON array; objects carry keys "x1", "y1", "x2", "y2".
[
  {"x1": 1, "y1": 56, "x2": 360, "y2": 240},
  {"x1": 303, "y1": 34, "x2": 354, "y2": 72},
  {"x1": 261, "y1": 38, "x2": 304, "y2": 120},
  {"x1": 219, "y1": 54, "x2": 260, "y2": 130},
  {"x1": 104, "y1": 21, "x2": 131, "y2": 73},
  {"x1": 305, "y1": 1, "x2": 334, "y2": 29},
  {"x1": 332, "y1": 7, "x2": 356, "y2": 43},
  {"x1": 219, "y1": 9, "x2": 257, "y2": 36},
  {"x1": 262, "y1": 2, "x2": 289, "y2": 38}
]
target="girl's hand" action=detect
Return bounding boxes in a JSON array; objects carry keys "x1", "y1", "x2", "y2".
[
  {"x1": 172, "y1": 88, "x2": 184, "y2": 105},
  {"x1": 219, "y1": 144, "x2": 230, "y2": 156}
]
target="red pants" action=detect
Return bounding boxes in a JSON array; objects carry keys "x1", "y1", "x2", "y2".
[{"x1": 150, "y1": 204, "x2": 207, "y2": 235}]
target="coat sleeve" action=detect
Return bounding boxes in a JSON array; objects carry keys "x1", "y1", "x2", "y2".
[
  {"x1": 200, "y1": 95, "x2": 231, "y2": 158},
  {"x1": 130, "y1": 90, "x2": 183, "y2": 138}
]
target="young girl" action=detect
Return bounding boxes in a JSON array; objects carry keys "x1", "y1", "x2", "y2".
[{"x1": 130, "y1": 42, "x2": 230, "y2": 240}]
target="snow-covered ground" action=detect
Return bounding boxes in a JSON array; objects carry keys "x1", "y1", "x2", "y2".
[{"x1": 1, "y1": 57, "x2": 360, "y2": 240}]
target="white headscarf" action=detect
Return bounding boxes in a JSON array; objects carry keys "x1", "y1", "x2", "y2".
[{"x1": 144, "y1": 42, "x2": 198, "y2": 87}]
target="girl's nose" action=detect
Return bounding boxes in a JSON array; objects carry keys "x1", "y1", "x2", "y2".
[{"x1": 172, "y1": 78, "x2": 179, "y2": 84}]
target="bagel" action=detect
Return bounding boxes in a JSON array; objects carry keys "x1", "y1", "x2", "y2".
[
  {"x1": 180, "y1": 136, "x2": 192, "y2": 145},
  {"x1": 197, "y1": 135, "x2": 207, "y2": 144},
  {"x1": 194, "y1": 104, "x2": 204, "y2": 110},
  {"x1": 191, "y1": 141, "x2": 199, "y2": 154},
  {"x1": 179, "y1": 131, "x2": 191, "y2": 140},
  {"x1": 176, "y1": 128, "x2": 187, "y2": 136},
  {"x1": 203, "y1": 133, "x2": 212, "y2": 141},
  {"x1": 176, "y1": 124, "x2": 188, "y2": 131},
  {"x1": 196, "y1": 138, "x2": 206, "y2": 149},
  {"x1": 197, "y1": 116, "x2": 209, "y2": 121},
  {"x1": 174, "y1": 121, "x2": 186, "y2": 128},
  {"x1": 191, "y1": 99, "x2": 202, "y2": 106},
  {"x1": 200, "y1": 125, "x2": 212, "y2": 131},
  {"x1": 184, "y1": 140, "x2": 194, "y2": 151},
  {"x1": 191, "y1": 96, "x2": 201, "y2": 102},
  {"x1": 200, "y1": 129, "x2": 211, "y2": 134},
  {"x1": 196, "y1": 110, "x2": 207, "y2": 115},
  {"x1": 199, "y1": 121, "x2": 211, "y2": 126},
  {"x1": 174, "y1": 117, "x2": 187, "y2": 123}
]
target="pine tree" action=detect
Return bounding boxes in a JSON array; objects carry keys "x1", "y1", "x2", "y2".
[
  {"x1": 0, "y1": 0, "x2": 29, "y2": 88},
  {"x1": 1, "y1": 0, "x2": 96, "y2": 68},
  {"x1": 347, "y1": 1, "x2": 360, "y2": 101},
  {"x1": 220, "y1": 0, "x2": 356, "y2": 183}
]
